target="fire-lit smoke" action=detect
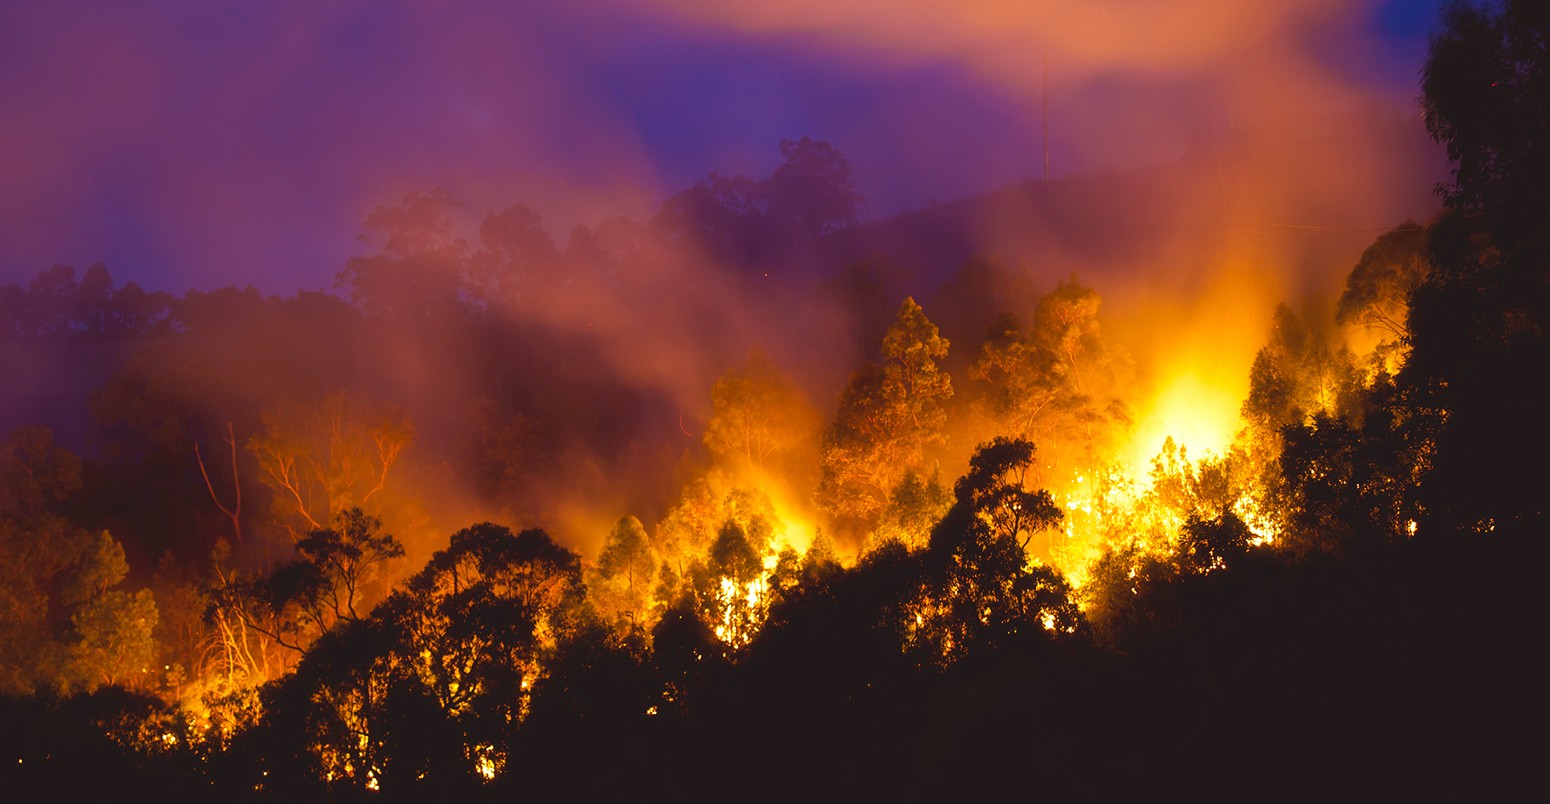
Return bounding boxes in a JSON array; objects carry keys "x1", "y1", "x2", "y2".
[
  {"x1": 1, "y1": 7, "x2": 1488, "y2": 785},
  {"x1": 638, "y1": 0, "x2": 1415, "y2": 165},
  {"x1": 1, "y1": 1, "x2": 1447, "y2": 596}
]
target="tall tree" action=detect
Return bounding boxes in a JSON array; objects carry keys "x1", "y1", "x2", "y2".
[
  {"x1": 911, "y1": 437, "x2": 1073, "y2": 663},
  {"x1": 589, "y1": 515, "x2": 659, "y2": 630},
  {"x1": 1336, "y1": 222, "x2": 1430, "y2": 345},
  {"x1": 817, "y1": 298, "x2": 952, "y2": 531},
  {"x1": 971, "y1": 280, "x2": 1130, "y2": 479},
  {"x1": 0, "y1": 425, "x2": 82, "y2": 519},
  {"x1": 466, "y1": 202, "x2": 561, "y2": 307},
  {"x1": 53, "y1": 531, "x2": 159, "y2": 692},
  {"x1": 336, "y1": 189, "x2": 469, "y2": 318},
  {"x1": 1409, "y1": 0, "x2": 1550, "y2": 533},
  {"x1": 247, "y1": 392, "x2": 413, "y2": 539},
  {"x1": 762, "y1": 136, "x2": 865, "y2": 242},
  {"x1": 215, "y1": 507, "x2": 405, "y2": 659},
  {"x1": 702, "y1": 352, "x2": 818, "y2": 475}
]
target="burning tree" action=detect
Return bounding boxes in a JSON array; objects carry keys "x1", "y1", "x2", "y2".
[
  {"x1": 207, "y1": 507, "x2": 405, "y2": 688},
  {"x1": 971, "y1": 279, "x2": 1131, "y2": 478},
  {"x1": 247, "y1": 392, "x2": 413, "y2": 540},
  {"x1": 702, "y1": 351, "x2": 818, "y2": 476},
  {"x1": 587, "y1": 515, "x2": 660, "y2": 631},
  {"x1": 818, "y1": 297, "x2": 953, "y2": 536},
  {"x1": 255, "y1": 523, "x2": 585, "y2": 793}
]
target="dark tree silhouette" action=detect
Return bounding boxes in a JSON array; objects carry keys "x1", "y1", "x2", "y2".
[
  {"x1": 336, "y1": 189, "x2": 469, "y2": 319},
  {"x1": 1408, "y1": 0, "x2": 1550, "y2": 534}
]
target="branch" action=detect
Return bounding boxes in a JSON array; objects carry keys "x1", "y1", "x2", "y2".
[{"x1": 196, "y1": 422, "x2": 243, "y2": 541}]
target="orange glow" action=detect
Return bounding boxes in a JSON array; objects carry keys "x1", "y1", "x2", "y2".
[
  {"x1": 751, "y1": 468, "x2": 819, "y2": 557},
  {"x1": 1127, "y1": 373, "x2": 1241, "y2": 482}
]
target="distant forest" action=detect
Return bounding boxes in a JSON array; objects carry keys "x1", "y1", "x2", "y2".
[{"x1": 2, "y1": 3, "x2": 1545, "y2": 800}]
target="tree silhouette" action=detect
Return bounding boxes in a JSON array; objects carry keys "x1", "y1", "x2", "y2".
[
  {"x1": 1336, "y1": 222, "x2": 1429, "y2": 344},
  {"x1": 762, "y1": 136, "x2": 865, "y2": 241},
  {"x1": 913, "y1": 437, "x2": 1074, "y2": 663},
  {"x1": 1408, "y1": 0, "x2": 1550, "y2": 534},
  {"x1": 336, "y1": 189, "x2": 469, "y2": 319}
]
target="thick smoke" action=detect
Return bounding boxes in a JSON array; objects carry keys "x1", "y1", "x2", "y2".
[{"x1": 1, "y1": 0, "x2": 1444, "y2": 566}]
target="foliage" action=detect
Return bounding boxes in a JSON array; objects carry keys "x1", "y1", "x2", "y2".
[
  {"x1": 970, "y1": 279, "x2": 1131, "y2": 480},
  {"x1": 871, "y1": 468, "x2": 952, "y2": 551},
  {"x1": 910, "y1": 437, "x2": 1075, "y2": 663},
  {"x1": 1336, "y1": 222, "x2": 1430, "y2": 343},
  {"x1": 0, "y1": 263, "x2": 175, "y2": 343},
  {"x1": 212, "y1": 508, "x2": 404, "y2": 661},
  {"x1": 817, "y1": 297, "x2": 953, "y2": 528},
  {"x1": 0, "y1": 34, "x2": 1545, "y2": 792},
  {"x1": 650, "y1": 138, "x2": 863, "y2": 266},
  {"x1": 1408, "y1": 0, "x2": 1550, "y2": 534},
  {"x1": 248, "y1": 392, "x2": 414, "y2": 538},
  {"x1": 702, "y1": 352, "x2": 818, "y2": 474},
  {"x1": 336, "y1": 189, "x2": 469, "y2": 318},
  {"x1": 0, "y1": 425, "x2": 82, "y2": 519},
  {"x1": 466, "y1": 202, "x2": 562, "y2": 307},
  {"x1": 589, "y1": 515, "x2": 659, "y2": 630}
]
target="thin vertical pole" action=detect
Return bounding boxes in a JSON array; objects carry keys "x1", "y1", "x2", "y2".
[{"x1": 1042, "y1": 47, "x2": 1050, "y2": 181}]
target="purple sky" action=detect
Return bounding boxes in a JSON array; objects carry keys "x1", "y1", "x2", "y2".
[{"x1": 0, "y1": 0, "x2": 1444, "y2": 294}]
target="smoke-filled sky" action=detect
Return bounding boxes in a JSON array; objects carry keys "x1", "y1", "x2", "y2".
[{"x1": 1, "y1": 0, "x2": 1440, "y2": 294}]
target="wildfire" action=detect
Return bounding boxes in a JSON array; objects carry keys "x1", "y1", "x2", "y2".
[
  {"x1": 711, "y1": 574, "x2": 770, "y2": 648},
  {"x1": 472, "y1": 744, "x2": 501, "y2": 781},
  {"x1": 1127, "y1": 374, "x2": 1242, "y2": 485},
  {"x1": 747, "y1": 468, "x2": 820, "y2": 556}
]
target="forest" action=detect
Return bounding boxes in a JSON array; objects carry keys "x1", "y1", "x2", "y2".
[{"x1": 1, "y1": 3, "x2": 1545, "y2": 800}]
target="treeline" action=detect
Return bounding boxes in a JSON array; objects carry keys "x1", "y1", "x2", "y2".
[
  {"x1": 0, "y1": 442, "x2": 1538, "y2": 800},
  {"x1": 2, "y1": 2, "x2": 1546, "y2": 798}
]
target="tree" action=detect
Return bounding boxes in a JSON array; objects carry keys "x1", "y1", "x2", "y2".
[
  {"x1": 1237, "y1": 305, "x2": 1361, "y2": 531},
  {"x1": 215, "y1": 508, "x2": 404, "y2": 660},
  {"x1": 1177, "y1": 510, "x2": 1253, "y2": 574},
  {"x1": 291, "y1": 508, "x2": 405, "y2": 623},
  {"x1": 650, "y1": 172, "x2": 763, "y2": 264},
  {"x1": 1242, "y1": 306, "x2": 1360, "y2": 432},
  {"x1": 910, "y1": 437, "x2": 1074, "y2": 663},
  {"x1": 589, "y1": 516, "x2": 659, "y2": 630},
  {"x1": 871, "y1": 468, "x2": 952, "y2": 552},
  {"x1": 66, "y1": 586, "x2": 159, "y2": 691},
  {"x1": 1405, "y1": 0, "x2": 1550, "y2": 533},
  {"x1": 195, "y1": 422, "x2": 244, "y2": 543},
  {"x1": 702, "y1": 352, "x2": 818, "y2": 474},
  {"x1": 1423, "y1": 1, "x2": 1550, "y2": 253},
  {"x1": 1336, "y1": 222, "x2": 1430, "y2": 344},
  {"x1": 935, "y1": 437, "x2": 1064, "y2": 554},
  {"x1": 55, "y1": 531, "x2": 159, "y2": 692},
  {"x1": 248, "y1": 392, "x2": 413, "y2": 538},
  {"x1": 0, "y1": 425, "x2": 82, "y2": 519},
  {"x1": 336, "y1": 189, "x2": 469, "y2": 318},
  {"x1": 970, "y1": 280, "x2": 1130, "y2": 478},
  {"x1": 762, "y1": 136, "x2": 864, "y2": 241},
  {"x1": 254, "y1": 523, "x2": 586, "y2": 794},
  {"x1": 650, "y1": 138, "x2": 863, "y2": 268},
  {"x1": 686, "y1": 516, "x2": 775, "y2": 651},
  {"x1": 0, "y1": 516, "x2": 93, "y2": 692},
  {"x1": 466, "y1": 202, "x2": 561, "y2": 307},
  {"x1": 818, "y1": 297, "x2": 953, "y2": 529},
  {"x1": 23, "y1": 265, "x2": 78, "y2": 339},
  {"x1": 972, "y1": 313, "x2": 1051, "y2": 432}
]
